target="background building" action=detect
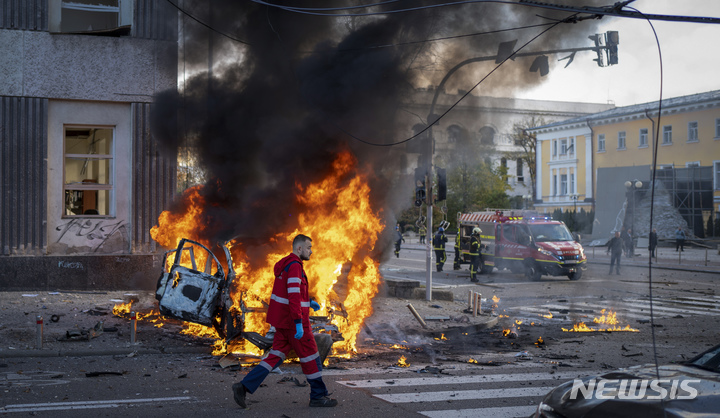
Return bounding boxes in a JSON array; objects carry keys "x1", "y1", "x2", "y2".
[
  {"x1": 399, "y1": 88, "x2": 613, "y2": 201},
  {"x1": 0, "y1": 0, "x2": 178, "y2": 289},
  {"x1": 530, "y1": 90, "x2": 720, "y2": 240}
]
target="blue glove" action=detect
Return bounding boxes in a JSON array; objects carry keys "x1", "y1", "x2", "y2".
[
  {"x1": 294, "y1": 323, "x2": 304, "y2": 339},
  {"x1": 310, "y1": 300, "x2": 321, "y2": 311}
]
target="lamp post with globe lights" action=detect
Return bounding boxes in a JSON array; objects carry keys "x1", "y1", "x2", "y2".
[{"x1": 624, "y1": 179, "x2": 643, "y2": 235}]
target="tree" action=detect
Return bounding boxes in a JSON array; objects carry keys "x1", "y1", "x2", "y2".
[
  {"x1": 443, "y1": 160, "x2": 510, "y2": 222},
  {"x1": 503, "y1": 116, "x2": 549, "y2": 194}
]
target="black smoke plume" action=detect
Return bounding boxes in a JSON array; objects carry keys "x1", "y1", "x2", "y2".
[{"x1": 151, "y1": 0, "x2": 605, "y2": 257}]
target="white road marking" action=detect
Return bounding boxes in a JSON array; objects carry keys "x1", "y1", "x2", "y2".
[
  {"x1": 1, "y1": 397, "x2": 192, "y2": 413},
  {"x1": 337, "y1": 371, "x2": 590, "y2": 388},
  {"x1": 419, "y1": 405, "x2": 537, "y2": 418},
  {"x1": 374, "y1": 386, "x2": 553, "y2": 403}
]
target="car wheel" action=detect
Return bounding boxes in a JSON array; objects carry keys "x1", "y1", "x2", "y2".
[
  {"x1": 568, "y1": 269, "x2": 583, "y2": 281},
  {"x1": 525, "y1": 262, "x2": 541, "y2": 281}
]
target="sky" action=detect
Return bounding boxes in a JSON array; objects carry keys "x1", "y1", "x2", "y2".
[{"x1": 515, "y1": 1, "x2": 720, "y2": 107}]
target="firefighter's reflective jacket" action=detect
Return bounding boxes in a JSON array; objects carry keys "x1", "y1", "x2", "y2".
[
  {"x1": 470, "y1": 235, "x2": 480, "y2": 256},
  {"x1": 433, "y1": 232, "x2": 447, "y2": 250}
]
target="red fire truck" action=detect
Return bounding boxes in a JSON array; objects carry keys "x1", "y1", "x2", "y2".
[{"x1": 457, "y1": 210, "x2": 586, "y2": 281}]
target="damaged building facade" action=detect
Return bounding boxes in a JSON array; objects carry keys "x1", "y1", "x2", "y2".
[
  {"x1": 530, "y1": 90, "x2": 720, "y2": 240},
  {"x1": 0, "y1": 1, "x2": 178, "y2": 289}
]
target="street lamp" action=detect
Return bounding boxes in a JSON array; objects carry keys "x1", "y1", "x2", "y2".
[{"x1": 624, "y1": 179, "x2": 643, "y2": 232}]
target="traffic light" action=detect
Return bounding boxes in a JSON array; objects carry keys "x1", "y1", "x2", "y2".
[
  {"x1": 436, "y1": 168, "x2": 447, "y2": 201},
  {"x1": 414, "y1": 168, "x2": 426, "y2": 207},
  {"x1": 588, "y1": 33, "x2": 604, "y2": 67},
  {"x1": 606, "y1": 31, "x2": 619, "y2": 65}
]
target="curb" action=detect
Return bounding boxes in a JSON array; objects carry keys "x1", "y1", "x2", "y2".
[{"x1": 586, "y1": 259, "x2": 720, "y2": 275}]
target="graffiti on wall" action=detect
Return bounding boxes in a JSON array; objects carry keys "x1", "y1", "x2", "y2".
[{"x1": 55, "y1": 219, "x2": 128, "y2": 253}]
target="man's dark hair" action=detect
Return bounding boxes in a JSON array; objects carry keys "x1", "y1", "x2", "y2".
[{"x1": 293, "y1": 234, "x2": 312, "y2": 248}]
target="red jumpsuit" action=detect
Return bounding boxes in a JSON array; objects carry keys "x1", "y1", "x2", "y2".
[{"x1": 239, "y1": 253, "x2": 329, "y2": 399}]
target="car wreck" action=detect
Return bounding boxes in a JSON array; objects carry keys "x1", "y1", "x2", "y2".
[{"x1": 155, "y1": 238, "x2": 334, "y2": 361}]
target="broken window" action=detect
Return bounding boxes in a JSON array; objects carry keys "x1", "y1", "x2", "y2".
[
  {"x1": 64, "y1": 127, "x2": 113, "y2": 216},
  {"x1": 49, "y1": 0, "x2": 133, "y2": 35}
]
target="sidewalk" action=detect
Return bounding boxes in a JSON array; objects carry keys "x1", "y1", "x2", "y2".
[{"x1": 583, "y1": 244, "x2": 720, "y2": 274}]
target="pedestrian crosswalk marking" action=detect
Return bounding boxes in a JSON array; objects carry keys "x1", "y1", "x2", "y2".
[
  {"x1": 419, "y1": 405, "x2": 537, "y2": 418},
  {"x1": 374, "y1": 386, "x2": 553, "y2": 403},
  {"x1": 337, "y1": 371, "x2": 588, "y2": 388},
  {"x1": 507, "y1": 296, "x2": 720, "y2": 321}
]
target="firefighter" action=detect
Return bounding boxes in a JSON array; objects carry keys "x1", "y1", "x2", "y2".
[
  {"x1": 453, "y1": 229, "x2": 461, "y2": 270},
  {"x1": 469, "y1": 227, "x2": 482, "y2": 282},
  {"x1": 419, "y1": 225, "x2": 427, "y2": 244},
  {"x1": 433, "y1": 226, "x2": 448, "y2": 272},
  {"x1": 394, "y1": 226, "x2": 405, "y2": 258},
  {"x1": 232, "y1": 234, "x2": 338, "y2": 408}
]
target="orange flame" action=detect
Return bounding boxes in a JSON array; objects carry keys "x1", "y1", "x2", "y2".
[
  {"x1": 151, "y1": 150, "x2": 384, "y2": 355},
  {"x1": 397, "y1": 355, "x2": 410, "y2": 367}
]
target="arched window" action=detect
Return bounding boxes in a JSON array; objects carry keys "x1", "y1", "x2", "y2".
[
  {"x1": 447, "y1": 125, "x2": 463, "y2": 144},
  {"x1": 480, "y1": 126, "x2": 495, "y2": 145}
]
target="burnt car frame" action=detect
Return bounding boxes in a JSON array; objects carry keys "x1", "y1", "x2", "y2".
[{"x1": 155, "y1": 238, "x2": 334, "y2": 359}]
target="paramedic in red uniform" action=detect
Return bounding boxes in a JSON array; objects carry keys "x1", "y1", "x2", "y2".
[{"x1": 232, "y1": 234, "x2": 338, "y2": 408}]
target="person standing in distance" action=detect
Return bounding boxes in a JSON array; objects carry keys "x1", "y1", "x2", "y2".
[
  {"x1": 606, "y1": 231, "x2": 624, "y2": 275},
  {"x1": 394, "y1": 225, "x2": 405, "y2": 258},
  {"x1": 649, "y1": 228, "x2": 658, "y2": 258},
  {"x1": 232, "y1": 234, "x2": 337, "y2": 409},
  {"x1": 433, "y1": 226, "x2": 448, "y2": 272},
  {"x1": 675, "y1": 226, "x2": 686, "y2": 251},
  {"x1": 469, "y1": 227, "x2": 482, "y2": 282}
]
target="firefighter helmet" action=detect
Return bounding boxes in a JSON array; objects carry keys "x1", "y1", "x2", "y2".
[
  {"x1": 472, "y1": 227, "x2": 481, "y2": 235},
  {"x1": 438, "y1": 227, "x2": 444, "y2": 232}
]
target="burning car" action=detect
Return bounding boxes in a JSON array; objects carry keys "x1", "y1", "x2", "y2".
[
  {"x1": 533, "y1": 343, "x2": 720, "y2": 417},
  {"x1": 155, "y1": 238, "x2": 242, "y2": 343},
  {"x1": 155, "y1": 238, "x2": 334, "y2": 359}
]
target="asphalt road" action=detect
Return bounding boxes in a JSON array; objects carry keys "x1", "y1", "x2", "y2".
[{"x1": 1, "y1": 240, "x2": 718, "y2": 417}]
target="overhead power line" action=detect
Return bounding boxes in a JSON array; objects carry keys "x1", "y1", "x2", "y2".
[{"x1": 250, "y1": 0, "x2": 720, "y2": 24}]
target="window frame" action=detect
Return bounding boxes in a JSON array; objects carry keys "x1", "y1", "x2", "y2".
[
  {"x1": 662, "y1": 125, "x2": 672, "y2": 145},
  {"x1": 597, "y1": 134, "x2": 606, "y2": 152},
  {"x1": 560, "y1": 174, "x2": 568, "y2": 196},
  {"x1": 687, "y1": 121, "x2": 699, "y2": 143},
  {"x1": 49, "y1": 0, "x2": 133, "y2": 35},
  {"x1": 63, "y1": 125, "x2": 115, "y2": 218},
  {"x1": 639, "y1": 128, "x2": 648, "y2": 148},
  {"x1": 714, "y1": 161, "x2": 720, "y2": 190},
  {"x1": 617, "y1": 131, "x2": 626, "y2": 150},
  {"x1": 560, "y1": 138, "x2": 568, "y2": 156},
  {"x1": 516, "y1": 158, "x2": 524, "y2": 183},
  {"x1": 715, "y1": 118, "x2": 720, "y2": 139}
]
